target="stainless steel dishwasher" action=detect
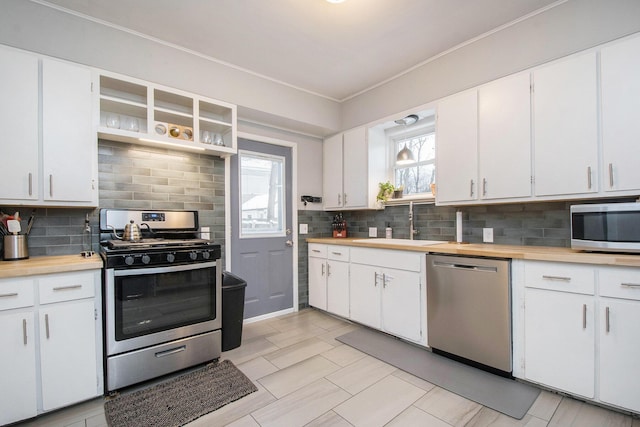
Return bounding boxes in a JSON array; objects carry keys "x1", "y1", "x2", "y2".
[{"x1": 427, "y1": 254, "x2": 512, "y2": 375}]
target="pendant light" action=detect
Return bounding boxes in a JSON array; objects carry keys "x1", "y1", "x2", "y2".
[{"x1": 395, "y1": 114, "x2": 418, "y2": 164}]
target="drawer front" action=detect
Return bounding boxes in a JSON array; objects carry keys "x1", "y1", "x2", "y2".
[
  {"x1": 599, "y1": 266, "x2": 640, "y2": 301},
  {"x1": 308, "y1": 244, "x2": 327, "y2": 258},
  {"x1": 351, "y1": 247, "x2": 422, "y2": 272},
  {"x1": 327, "y1": 246, "x2": 349, "y2": 262},
  {"x1": 0, "y1": 277, "x2": 35, "y2": 311},
  {"x1": 524, "y1": 261, "x2": 595, "y2": 295},
  {"x1": 39, "y1": 271, "x2": 96, "y2": 304}
]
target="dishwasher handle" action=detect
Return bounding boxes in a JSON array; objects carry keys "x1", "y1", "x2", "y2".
[{"x1": 432, "y1": 260, "x2": 498, "y2": 273}]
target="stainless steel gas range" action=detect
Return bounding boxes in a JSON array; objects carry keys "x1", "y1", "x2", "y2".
[{"x1": 99, "y1": 209, "x2": 222, "y2": 392}]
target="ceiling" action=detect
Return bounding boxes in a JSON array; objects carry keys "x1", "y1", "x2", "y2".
[{"x1": 41, "y1": 0, "x2": 562, "y2": 102}]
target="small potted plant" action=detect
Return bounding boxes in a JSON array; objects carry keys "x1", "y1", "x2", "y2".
[
  {"x1": 376, "y1": 181, "x2": 395, "y2": 202},
  {"x1": 393, "y1": 186, "x2": 404, "y2": 199}
]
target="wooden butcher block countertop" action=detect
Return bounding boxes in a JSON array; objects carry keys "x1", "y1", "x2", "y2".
[{"x1": 0, "y1": 254, "x2": 103, "y2": 278}]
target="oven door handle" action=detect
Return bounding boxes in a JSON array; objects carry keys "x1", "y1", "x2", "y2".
[{"x1": 113, "y1": 261, "x2": 218, "y2": 277}]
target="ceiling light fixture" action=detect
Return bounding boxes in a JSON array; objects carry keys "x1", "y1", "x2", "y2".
[{"x1": 394, "y1": 114, "x2": 419, "y2": 126}]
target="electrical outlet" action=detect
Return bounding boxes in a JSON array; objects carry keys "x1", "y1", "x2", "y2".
[
  {"x1": 299, "y1": 224, "x2": 308, "y2": 234},
  {"x1": 483, "y1": 228, "x2": 494, "y2": 243},
  {"x1": 368, "y1": 227, "x2": 378, "y2": 237},
  {"x1": 201, "y1": 226, "x2": 210, "y2": 240}
]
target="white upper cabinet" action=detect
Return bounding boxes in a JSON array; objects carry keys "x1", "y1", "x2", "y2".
[
  {"x1": 0, "y1": 47, "x2": 40, "y2": 202},
  {"x1": 322, "y1": 126, "x2": 385, "y2": 210},
  {"x1": 323, "y1": 133, "x2": 345, "y2": 209},
  {"x1": 97, "y1": 72, "x2": 237, "y2": 157},
  {"x1": 478, "y1": 72, "x2": 532, "y2": 200},
  {"x1": 601, "y1": 35, "x2": 640, "y2": 193},
  {"x1": 437, "y1": 72, "x2": 531, "y2": 205},
  {"x1": 533, "y1": 52, "x2": 598, "y2": 197},
  {"x1": 436, "y1": 89, "x2": 479, "y2": 204},
  {"x1": 0, "y1": 46, "x2": 97, "y2": 207},
  {"x1": 42, "y1": 58, "x2": 96, "y2": 204}
]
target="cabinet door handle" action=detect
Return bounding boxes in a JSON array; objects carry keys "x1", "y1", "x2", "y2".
[
  {"x1": 621, "y1": 282, "x2": 640, "y2": 288},
  {"x1": 327, "y1": 263, "x2": 331, "y2": 277},
  {"x1": 542, "y1": 275, "x2": 571, "y2": 282},
  {"x1": 582, "y1": 304, "x2": 587, "y2": 329},
  {"x1": 470, "y1": 179, "x2": 474, "y2": 197},
  {"x1": 374, "y1": 271, "x2": 378, "y2": 287},
  {"x1": 337, "y1": 193, "x2": 341, "y2": 205},
  {"x1": 608, "y1": 163, "x2": 614, "y2": 188},
  {"x1": 0, "y1": 292, "x2": 18, "y2": 298},
  {"x1": 49, "y1": 174, "x2": 54, "y2": 197},
  {"x1": 482, "y1": 178, "x2": 487, "y2": 196},
  {"x1": 321, "y1": 263, "x2": 325, "y2": 276},
  {"x1": 605, "y1": 306, "x2": 610, "y2": 333},
  {"x1": 28, "y1": 173, "x2": 33, "y2": 196},
  {"x1": 23, "y1": 319, "x2": 28, "y2": 345},
  {"x1": 587, "y1": 166, "x2": 592, "y2": 189},
  {"x1": 53, "y1": 285, "x2": 82, "y2": 291},
  {"x1": 343, "y1": 193, "x2": 348, "y2": 205},
  {"x1": 45, "y1": 313, "x2": 50, "y2": 339}
]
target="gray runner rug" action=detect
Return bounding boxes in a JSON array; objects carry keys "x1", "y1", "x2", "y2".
[
  {"x1": 337, "y1": 328, "x2": 540, "y2": 420},
  {"x1": 104, "y1": 359, "x2": 257, "y2": 427}
]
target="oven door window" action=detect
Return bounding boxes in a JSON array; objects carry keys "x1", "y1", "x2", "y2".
[{"x1": 114, "y1": 267, "x2": 216, "y2": 341}]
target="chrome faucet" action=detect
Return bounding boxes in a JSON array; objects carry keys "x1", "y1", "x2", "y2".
[{"x1": 409, "y1": 201, "x2": 419, "y2": 240}]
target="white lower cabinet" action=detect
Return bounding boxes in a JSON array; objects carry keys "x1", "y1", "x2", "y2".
[
  {"x1": 307, "y1": 244, "x2": 350, "y2": 318},
  {"x1": 0, "y1": 310, "x2": 37, "y2": 425},
  {"x1": 516, "y1": 261, "x2": 640, "y2": 413},
  {"x1": 0, "y1": 270, "x2": 102, "y2": 425},
  {"x1": 350, "y1": 247, "x2": 425, "y2": 345}
]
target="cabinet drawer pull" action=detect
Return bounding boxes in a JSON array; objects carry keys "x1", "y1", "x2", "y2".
[
  {"x1": 23, "y1": 319, "x2": 28, "y2": 345},
  {"x1": 542, "y1": 275, "x2": 571, "y2": 282},
  {"x1": 45, "y1": 314, "x2": 50, "y2": 339},
  {"x1": 620, "y1": 282, "x2": 640, "y2": 288},
  {"x1": 311, "y1": 249, "x2": 321, "y2": 253},
  {"x1": 53, "y1": 285, "x2": 83, "y2": 291},
  {"x1": 155, "y1": 345, "x2": 186, "y2": 358},
  {"x1": 582, "y1": 304, "x2": 587, "y2": 329},
  {"x1": 605, "y1": 306, "x2": 610, "y2": 333},
  {"x1": 0, "y1": 292, "x2": 19, "y2": 298},
  {"x1": 587, "y1": 166, "x2": 592, "y2": 189},
  {"x1": 331, "y1": 252, "x2": 342, "y2": 256}
]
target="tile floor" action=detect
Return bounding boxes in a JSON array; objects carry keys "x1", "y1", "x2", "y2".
[{"x1": 15, "y1": 308, "x2": 640, "y2": 427}]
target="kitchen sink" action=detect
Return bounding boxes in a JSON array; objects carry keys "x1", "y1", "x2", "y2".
[{"x1": 352, "y1": 238, "x2": 447, "y2": 247}]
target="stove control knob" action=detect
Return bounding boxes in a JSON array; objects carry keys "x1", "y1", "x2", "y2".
[
  {"x1": 141, "y1": 254, "x2": 151, "y2": 265},
  {"x1": 124, "y1": 256, "x2": 135, "y2": 266},
  {"x1": 202, "y1": 251, "x2": 210, "y2": 260},
  {"x1": 189, "y1": 251, "x2": 198, "y2": 261},
  {"x1": 166, "y1": 253, "x2": 176, "y2": 263}
]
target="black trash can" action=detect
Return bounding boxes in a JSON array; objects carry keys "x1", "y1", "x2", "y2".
[{"x1": 221, "y1": 271, "x2": 247, "y2": 352}]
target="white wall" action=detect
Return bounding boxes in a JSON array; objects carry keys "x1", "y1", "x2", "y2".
[
  {"x1": 0, "y1": 0, "x2": 341, "y2": 136},
  {"x1": 342, "y1": 0, "x2": 640, "y2": 130}
]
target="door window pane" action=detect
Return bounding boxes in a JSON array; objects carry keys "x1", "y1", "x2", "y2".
[{"x1": 239, "y1": 151, "x2": 285, "y2": 237}]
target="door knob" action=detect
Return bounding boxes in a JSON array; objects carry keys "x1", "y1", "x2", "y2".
[{"x1": 285, "y1": 240, "x2": 294, "y2": 247}]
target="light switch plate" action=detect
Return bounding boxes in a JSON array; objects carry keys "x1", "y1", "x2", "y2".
[
  {"x1": 299, "y1": 224, "x2": 308, "y2": 234},
  {"x1": 368, "y1": 227, "x2": 377, "y2": 237},
  {"x1": 483, "y1": 228, "x2": 494, "y2": 243}
]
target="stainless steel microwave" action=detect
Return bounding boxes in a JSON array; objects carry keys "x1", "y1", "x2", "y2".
[{"x1": 571, "y1": 202, "x2": 640, "y2": 253}]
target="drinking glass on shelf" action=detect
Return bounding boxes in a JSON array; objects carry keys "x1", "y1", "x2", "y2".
[
  {"x1": 201, "y1": 130, "x2": 212, "y2": 144},
  {"x1": 106, "y1": 113, "x2": 120, "y2": 129},
  {"x1": 213, "y1": 134, "x2": 224, "y2": 146},
  {"x1": 123, "y1": 116, "x2": 139, "y2": 132}
]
